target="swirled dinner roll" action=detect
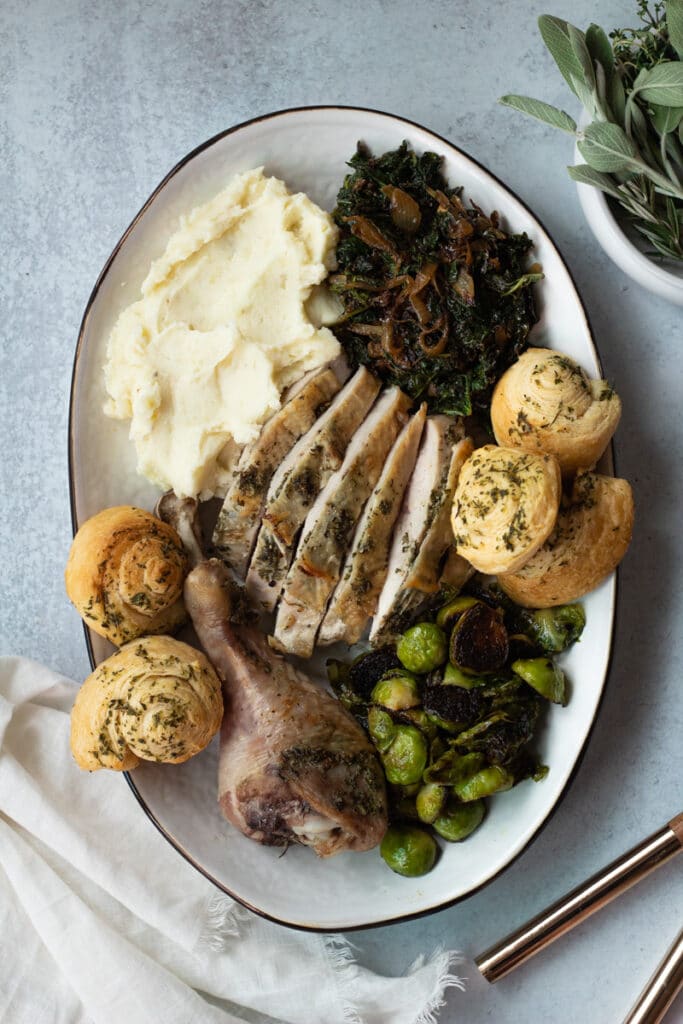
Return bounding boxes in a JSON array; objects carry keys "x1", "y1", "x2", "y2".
[
  {"x1": 70, "y1": 636, "x2": 223, "y2": 771},
  {"x1": 65, "y1": 506, "x2": 188, "y2": 645},
  {"x1": 498, "y1": 472, "x2": 634, "y2": 607},
  {"x1": 491, "y1": 348, "x2": 621, "y2": 476},
  {"x1": 451, "y1": 445, "x2": 561, "y2": 574}
]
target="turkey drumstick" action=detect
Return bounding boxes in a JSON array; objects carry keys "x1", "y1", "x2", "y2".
[{"x1": 184, "y1": 559, "x2": 388, "y2": 857}]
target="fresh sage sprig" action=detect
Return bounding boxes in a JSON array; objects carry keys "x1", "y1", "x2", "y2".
[{"x1": 500, "y1": 1, "x2": 683, "y2": 261}]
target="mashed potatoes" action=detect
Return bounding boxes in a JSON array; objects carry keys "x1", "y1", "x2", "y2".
[{"x1": 104, "y1": 168, "x2": 341, "y2": 498}]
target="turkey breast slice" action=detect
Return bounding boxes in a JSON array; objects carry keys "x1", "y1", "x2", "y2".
[
  {"x1": 318, "y1": 403, "x2": 427, "y2": 647},
  {"x1": 370, "y1": 417, "x2": 470, "y2": 646},
  {"x1": 272, "y1": 386, "x2": 413, "y2": 657},
  {"x1": 212, "y1": 363, "x2": 346, "y2": 577},
  {"x1": 246, "y1": 366, "x2": 380, "y2": 611}
]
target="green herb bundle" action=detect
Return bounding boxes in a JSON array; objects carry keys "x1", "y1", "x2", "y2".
[{"x1": 501, "y1": 1, "x2": 683, "y2": 261}]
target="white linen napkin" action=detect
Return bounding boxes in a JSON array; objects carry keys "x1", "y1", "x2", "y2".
[{"x1": 0, "y1": 656, "x2": 463, "y2": 1024}]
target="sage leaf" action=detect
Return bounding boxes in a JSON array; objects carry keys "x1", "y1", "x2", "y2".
[
  {"x1": 666, "y1": 0, "x2": 683, "y2": 61},
  {"x1": 567, "y1": 164, "x2": 623, "y2": 200},
  {"x1": 651, "y1": 104, "x2": 683, "y2": 134},
  {"x1": 585, "y1": 23, "x2": 614, "y2": 76},
  {"x1": 498, "y1": 94, "x2": 577, "y2": 134},
  {"x1": 538, "y1": 15, "x2": 586, "y2": 99},
  {"x1": 609, "y1": 74, "x2": 626, "y2": 123},
  {"x1": 568, "y1": 23, "x2": 597, "y2": 94},
  {"x1": 571, "y1": 75, "x2": 599, "y2": 116},
  {"x1": 578, "y1": 121, "x2": 641, "y2": 172},
  {"x1": 635, "y1": 63, "x2": 683, "y2": 106}
]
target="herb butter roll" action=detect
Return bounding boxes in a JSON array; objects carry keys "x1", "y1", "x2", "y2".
[
  {"x1": 70, "y1": 636, "x2": 223, "y2": 771},
  {"x1": 498, "y1": 472, "x2": 634, "y2": 607},
  {"x1": 491, "y1": 348, "x2": 621, "y2": 476},
  {"x1": 65, "y1": 506, "x2": 188, "y2": 645},
  {"x1": 451, "y1": 445, "x2": 561, "y2": 574}
]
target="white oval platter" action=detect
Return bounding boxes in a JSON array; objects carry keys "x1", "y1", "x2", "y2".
[{"x1": 69, "y1": 106, "x2": 615, "y2": 931}]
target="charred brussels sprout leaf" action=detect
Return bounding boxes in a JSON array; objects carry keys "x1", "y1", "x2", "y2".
[
  {"x1": 422, "y1": 680, "x2": 485, "y2": 727},
  {"x1": 435, "y1": 595, "x2": 480, "y2": 631},
  {"x1": 424, "y1": 749, "x2": 486, "y2": 785},
  {"x1": 449, "y1": 603, "x2": 509, "y2": 673},
  {"x1": 443, "y1": 662, "x2": 489, "y2": 689},
  {"x1": 349, "y1": 646, "x2": 402, "y2": 696},
  {"x1": 327, "y1": 646, "x2": 402, "y2": 717},
  {"x1": 453, "y1": 696, "x2": 543, "y2": 766},
  {"x1": 326, "y1": 658, "x2": 363, "y2": 715}
]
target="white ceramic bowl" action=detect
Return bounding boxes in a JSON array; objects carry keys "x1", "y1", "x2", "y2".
[
  {"x1": 70, "y1": 106, "x2": 616, "y2": 931},
  {"x1": 574, "y1": 158, "x2": 683, "y2": 305}
]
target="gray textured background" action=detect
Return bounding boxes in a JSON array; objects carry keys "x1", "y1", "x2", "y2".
[{"x1": 1, "y1": 1, "x2": 682, "y2": 1021}]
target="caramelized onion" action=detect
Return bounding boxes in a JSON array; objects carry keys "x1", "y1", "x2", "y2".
[
  {"x1": 420, "y1": 316, "x2": 449, "y2": 356},
  {"x1": 406, "y1": 262, "x2": 438, "y2": 326},
  {"x1": 345, "y1": 215, "x2": 397, "y2": 256},
  {"x1": 381, "y1": 185, "x2": 422, "y2": 233},
  {"x1": 382, "y1": 322, "x2": 412, "y2": 367}
]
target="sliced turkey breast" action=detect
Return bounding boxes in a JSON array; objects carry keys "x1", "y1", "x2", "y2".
[
  {"x1": 272, "y1": 386, "x2": 413, "y2": 657},
  {"x1": 212, "y1": 364, "x2": 346, "y2": 577},
  {"x1": 246, "y1": 366, "x2": 380, "y2": 610},
  {"x1": 318, "y1": 404, "x2": 427, "y2": 647},
  {"x1": 370, "y1": 416, "x2": 470, "y2": 645}
]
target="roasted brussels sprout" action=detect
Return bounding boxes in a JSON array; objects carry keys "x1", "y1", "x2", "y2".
[
  {"x1": 380, "y1": 824, "x2": 438, "y2": 877},
  {"x1": 367, "y1": 706, "x2": 396, "y2": 753},
  {"x1": 416, "y1": 783, "x2": 447, "y2": 824},
  {"x1": 371, "y1": 672, "x2": 421, "y2": 711},
  {"x1": 433, "y1": 798, "x2": 485, "y2": 841},
  {"x1": 452, "y1": 764, "x2": 514, "y2": 802},
  {"x1": 382, "y1": 725, "x2": 428, "y2": 785},
  {"x1": 397, "y1": 623, "x2": 448, "y2": 674},
  {"x1": 524, "y1": 605, "x2": 586, "y2": 655},
  {"x1": 449, "y1": 603, "x2": 509, "y2": 673},
  {"x1": 512, "y1": 657, "x2": 567, "y2": 705}
]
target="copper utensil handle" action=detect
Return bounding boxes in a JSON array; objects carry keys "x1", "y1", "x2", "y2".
[
  {"x1": 476, "y1": 814, "x2": 683, "y2": 984},
  {"x1": 623, "y1": 928, "x2": 683, "y2": 1024}
]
